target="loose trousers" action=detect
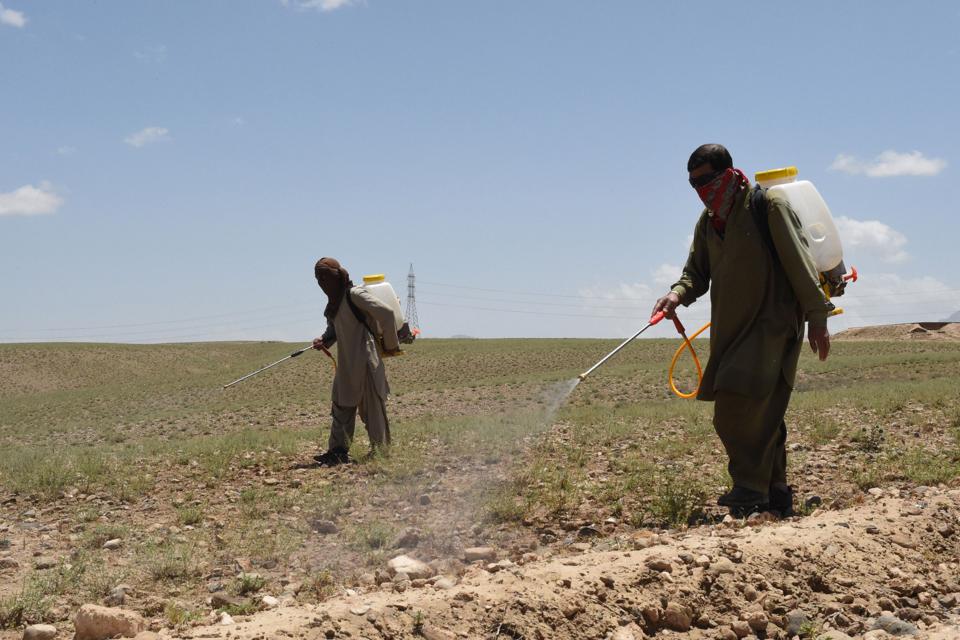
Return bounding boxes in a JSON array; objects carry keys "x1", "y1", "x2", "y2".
[
  {"x1": 712, "y1": 375, "x2": 792, "y2": 495},
  {"x1": 328, "y1": 370, "x2": 390, "y2": 452}
]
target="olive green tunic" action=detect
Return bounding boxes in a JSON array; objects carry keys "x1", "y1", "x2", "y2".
[
  {"x1": 671, "y1": 185, "x2": 832, "y2": 494},
  {"x1": 671, "y1": 186, "x2": 831, "y2": 401}
]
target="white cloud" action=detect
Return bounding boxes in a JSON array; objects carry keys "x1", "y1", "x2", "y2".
[
  {"x1": 56, "y1": 146, "x2": 77, "y2": 156},
  {"x1": 835, "y1": 216, "x2": 908, "y2": 264},
  {"x1": 0, "y1": 182, "x2": 63, "y2": 217},
  {"x1": 830, "y1": 150, "x2": 946, "y2": 177},
  {"x1": 231, "y1": 116, "x2": 246, "y2": 126},
  {"x1": 124, "y1": 126, "x2": 171, "y2": 148},
  {"x1": 652, "y1": 263, "x2": 683, "y2": 288},
  {"x1": 0, "y1": 2, "x2": 26, "y2": 28},
  {"x1": 281, "y1": 0, "x2": 360, "y2": 12},
  {"x1": 834, "y1": 272, "x2": 960, "y2": 330}
]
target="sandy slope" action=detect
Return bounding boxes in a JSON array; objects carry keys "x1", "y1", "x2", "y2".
[
  {"x1": 176, "y1": 490, "x2": 960, "y2": 640},
  {"x1": 835, "y1": 323, "x2": 960, "y2": 342}
]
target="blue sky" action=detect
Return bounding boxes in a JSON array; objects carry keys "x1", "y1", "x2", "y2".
[{"x1": 1, "y1": 1, "x2": 958, "y2": 342}]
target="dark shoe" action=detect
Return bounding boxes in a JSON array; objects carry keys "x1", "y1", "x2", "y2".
[
  {"x1": 718, "y1": 486, "x2": 769, "y2": 517},
  {"x1": 313, "y1": 448, "x2": 350, "y2": 467},
  {"x1": 769, "y1": 484, "x2": 794, "y2": 516}
]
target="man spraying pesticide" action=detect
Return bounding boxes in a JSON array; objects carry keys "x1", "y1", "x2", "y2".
[
  {"x1": 581, "y1": 144, "x2": 855, "y2": 518},
  {"x1": 221, "y1": 260, "x2": 416, "y2": 466},
  {"x1": 312, "y1": 258, "x2": 410, "y2": 466}
]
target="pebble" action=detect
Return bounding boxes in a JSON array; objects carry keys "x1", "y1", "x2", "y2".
[
  {"x1": 662, "y1": 602, "x2": 692, "y2": 632},
  {"x1": 23, "y1": 624, "x2": 57, "y2": 640},
  {"x1": 463, "y1": 547, "x2": 496, "y2": 563},
  {"x1": 261, "y1": 595, "x2": 279, "y2": 608},
  {"x1": 102, "y1": 538, "x2": 122, "y2": 550},
  {"x1": 350, "y1": 605, "x2": 370, "y2": 616},
  {"x1": 785, "y1": 610, "x2": 808, "y2": 637},
  {"x1": 746, "y1": 611, "x2": 767, "y2": 633},
  {"x1": 730, "y1": 620, "x2": 751, "y2": 638},
  {"x1": 645, "y1": 557, "x2": 673, "y2": 573},
  {"x1": 219, "y1": 612, "x2": 234, "y2": 625},
  {"x1": 870, "y1": 615, "x2": 918, "y2": 636},
  {"x1": 387, "y1": 554, "x2": 434, "y2": 580},
  {"x1": 312, "y1": 520, "x2": 339, "y2": 535}
]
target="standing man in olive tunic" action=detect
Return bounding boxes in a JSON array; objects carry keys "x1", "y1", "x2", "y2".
[
  {"x1": 652, "y1": 144, "x2": 832, "y2": 516},
  {"x1": 312, "y1": 257, "x2": 401, "y2": 466}
]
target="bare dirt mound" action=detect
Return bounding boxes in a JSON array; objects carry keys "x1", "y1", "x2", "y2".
[
  {"x1": 835, "y1": 322, "x2": 960, "y2": 342},
  {"x1": 179, "y1": 490, "x2": 960, "y2": 640}
]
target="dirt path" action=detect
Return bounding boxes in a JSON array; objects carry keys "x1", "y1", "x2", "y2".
[{"x1": 174, "y1": 490, "x2": 960, "y2": 640}]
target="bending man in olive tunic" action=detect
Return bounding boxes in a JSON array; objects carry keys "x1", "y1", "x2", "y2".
[
  {"x1": 653, "y1": 144, "x2": 832, "y2": 516},
  {"x1": 312, "y1": 257, "x2": 401, "y2": 466}
]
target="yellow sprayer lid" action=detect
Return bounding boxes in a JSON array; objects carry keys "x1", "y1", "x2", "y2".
[
  {"x1": 362, "y1": 274, "x2": 386, "y2": 284},
  {"x1": 755, "y1": 166, "x2": 798, "y2": 183}
]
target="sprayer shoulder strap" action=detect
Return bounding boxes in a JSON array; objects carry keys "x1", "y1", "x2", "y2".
[
  {"x1": 750, "y1": 186, "x2": 779, "y2": 263},
  {"x1": 345, "y1": 289, "x2": 376, "y2": 337}
]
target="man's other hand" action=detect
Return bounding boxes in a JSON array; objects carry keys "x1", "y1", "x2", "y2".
[
  {"x1": 808, "y1": 324, "x2": 830, "y2": 361},
  {"x1": 652, "y1": 292, "x2": 681, "y2": 319},
  {"x1": 312, "y1": 338, "x2": 325, "y2": 350}
]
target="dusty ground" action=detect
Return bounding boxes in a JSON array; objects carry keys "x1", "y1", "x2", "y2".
[
  {"x1": 173, "y1": 490, "x2": 960, "y2": 640},
  {"x1": 2, "y1": 337, "x2": 959, "y2": 639}
]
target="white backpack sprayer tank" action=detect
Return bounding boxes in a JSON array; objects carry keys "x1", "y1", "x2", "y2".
[
  {"x1": 755, "y1": 167, "x2": 858, "y2": 315},
  {"x1": 360, "y1": 274, "x2": 419, "y2": 355}
]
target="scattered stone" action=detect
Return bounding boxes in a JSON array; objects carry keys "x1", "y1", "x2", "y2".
[
  {"x1": 391, "y1": 528, "x2": 420, "y2": 549},
  {"x1": 662, "y1": 602, "x2": 692, "y2": 632},
  {"x1": 784, "y1": 609, "x2": 810, "y2": 638},
  {"x1": 746, "y1": 611, "x2": 767, "y2": 633},
  {"x1": 805, "y1": 495, "x2": 823, "y2": 509},
  {"x1": 219, "y1": 612, "x2": 234, "y2": 625},
  {"x1": 419, "y1": 624, "x2": 455, "y2": 640},
  {"x1": 708, "y1": 556, "x2": 736, "y2": 576},
  {"x1": 0, "y1": 557, "x2": 20, "y2": 570},
  {"x1": 695, "y1": 555, "x2": 711, "y2": 568},
  {"x1": 261, "y1": 595, "x2": 279, "y2": 608},
  {"x1": 433, "y1": 577, "x2": 456, "y2": 590},
  {"x1": 102, "y1": 586, "x2": 127, "y2": 607},
  {"x1": 890, "y1": 535, "x2": 916, "y2": 549},
  {"x1": 207, "y1": 581, "x2": 224, "y2": 593},
  {"x1": 868, "y1": 488, "x2": 884, "y2": 498},
  {"x1": 102, "y1": 538, "x2": 122, "y2": 551},
  {"x1": 645, "y1": 557, "x2": 673, "y2": 573},
  {"x1": 936, "y1": 523, "x2": 954, "y2": 538},
  {"x1": 74, "y1": 604, "x2": 146, "y2": 640},
  {"x1": 463, "y1": 547, "x2": 497, "y2": 563},
  {"x1": 311, "y1": 519, "x2": 339, "y2": 535},
  {"x1": 871, "y1": 615, "x2": 918, "y2": 636},
  {"x1": 611, "y1": 625, "x2": 643, "y2": 640},
  {"x1": 599, "y1": 575, "x2": 615, "y2": 589},
  {"x1": 819, "y1": 631, "x2": 854, "y2": 640},
  {"x1": 730, "y1": 620, "x2": 751, "y2": 638},
  {"x1": 866, "y1": 525, "x2": 880, "y2": 534},
  {"x1": 716, "y1": 626, "x2": 738, "y2": 640},
  {"x1": 388, "y1": 554, "x2": 434, "y2": 580},
  {"x1": 33, "y1": 557, "x2": 57, "y2": 570},
  {"x1": 350, "y1": 605, "x2": 370, "y2": 616},
  {"x1": 210, "y1": 593, "x2": 245, "y2": 609},
  {"x1": 743, "y1": 585, "x2": 758, "y2": 602},
  {"x1": 23, "y1": 624, "x2": 58, "y2": 640},
  {"x1": 577, "y1": 525, "x2": 602, "y2": 538},
  {"x1": 562, "y1": 603, "x2": 582, "y2": 620},
  {"x1": 418, "y1": 494, "x2": 432, "y2": 506}
]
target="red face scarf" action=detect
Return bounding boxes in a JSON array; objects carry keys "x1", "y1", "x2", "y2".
[{"x1": 696, "y1": 167, "x2": 750, "y2": 231}]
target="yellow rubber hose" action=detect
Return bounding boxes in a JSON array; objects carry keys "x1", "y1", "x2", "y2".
[{"x1": 668, "y1": 322, "x2": 710, "y2": 399}]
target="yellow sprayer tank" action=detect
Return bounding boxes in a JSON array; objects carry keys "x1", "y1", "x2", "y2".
[
  {"x1": 755, "y1": 167, "x2": 844, "y2": 274},
  {"x1": 361, "y1": 274, "x2": 405, "y2": 331}
]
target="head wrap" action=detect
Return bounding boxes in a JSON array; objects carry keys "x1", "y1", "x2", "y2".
[
  {"x1": 696, "y1": 167, "x2": 750, "y2": 231},
  {"x1": 314, "y1": 257, "x2": 353, "y2": 319}
]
